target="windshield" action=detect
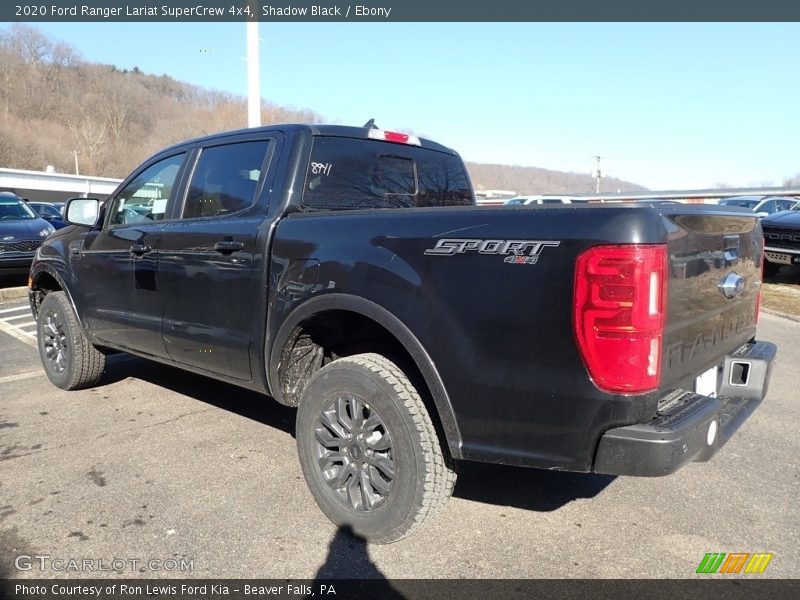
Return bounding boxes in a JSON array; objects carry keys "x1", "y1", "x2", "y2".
[{"x1": 0, "y1": 197, "x2": 37, "y2": 221}]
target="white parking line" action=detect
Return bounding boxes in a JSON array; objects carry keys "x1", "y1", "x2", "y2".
[
  {"x1": 4, "y1": 312, "x2": 32, "y2": 321},
  {"x1": 0, "y1": 303, "x2": 37, "y2": 347},
  {"x1": 0, "y1": 305, "x2": 29, "y2": 314},
  {"x1": 0, "y1": 370, "x2": 44, "y2": 384}
]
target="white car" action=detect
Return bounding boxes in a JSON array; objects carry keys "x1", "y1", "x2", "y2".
[
  {"x1": 504, "y1": 195, "x2": 589, "y2": 205},
  {"x1": 718, "y1": 196, "x2": 797, "y2": 218}
]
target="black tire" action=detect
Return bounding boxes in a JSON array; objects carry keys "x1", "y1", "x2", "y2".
[
  {"x1": 296, "y1": 353, "x2": 456, "y2": 543},
  {"x1": 37, "y1": 291, "x2": 105, "y2": 390},
  {"x1": 763, "y1": 260, "x2": 780, "y2": 278}
]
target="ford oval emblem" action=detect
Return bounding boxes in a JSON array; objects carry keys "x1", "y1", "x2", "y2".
[
  {"x1": 2, "y1": 236, "x2": 14, "y2": 241},
  {"x1": 718, "y1": 272, "x2": 746, "y2": 299}
]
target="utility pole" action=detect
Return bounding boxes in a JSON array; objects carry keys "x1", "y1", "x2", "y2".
[
  {"x1": 246, "y1": 20, "x2": 261, "y2": 128},
  {"x1": 72, "y1": 149, "x2": 79, "y2": 176},
  {"x1": 592, "y1": 155, "x2": 602, "y2": 193}
]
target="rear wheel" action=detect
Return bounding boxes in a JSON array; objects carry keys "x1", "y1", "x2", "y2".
[
  {"x1": 295, "y1": 353, "x2": 456, "y2": 543},
  {"x1": 37, "y1": 291, "x2": 105, "y2": 390}
]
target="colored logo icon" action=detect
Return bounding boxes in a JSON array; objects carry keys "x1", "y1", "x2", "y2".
[{"x1": 697, "y1": 552, "x2": 773, "y2": 574}]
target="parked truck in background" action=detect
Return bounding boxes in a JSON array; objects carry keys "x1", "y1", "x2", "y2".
[
  {"x1": 761, "y1": 201, "x2": 800, "y2": 276},
  {"x1": 28, "y1": 123, "x2": 776, "y2": 542}
]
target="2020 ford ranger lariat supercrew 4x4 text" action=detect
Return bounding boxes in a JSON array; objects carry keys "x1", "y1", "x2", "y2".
[{"x1": 28, "y1": 124, "x2": 777, "y2": 542}]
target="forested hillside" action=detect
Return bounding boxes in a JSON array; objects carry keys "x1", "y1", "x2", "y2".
[
  {"x1": 0, "y1": 24, "x2": 646, "y2": 193},
  {"x1": 0, "y1": 24, "x2": 322, "y2": 178},
  {"x1": 466, "y1": 162, "x2": 646, "y2": 195}
]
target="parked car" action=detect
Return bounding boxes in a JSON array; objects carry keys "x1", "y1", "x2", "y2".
[
  {"x1": 29, "y1": 124, "x2": 775, "y2": 543},
  {"x1": 761, "y1": 201, "x2": 800, "y2": 276},
  {"x1": 628, "y1": 199, "x2": 683, "y2": 206},
  {"x1": 27, "y1": 201, "x2": 68, "y2": 229},
  {"x1": 0, "y1": 192, "x2": 55, "y2": 274},
  {"x1": 718, "y1": 196, "x2": 797, "y2": 218},
  {"x1": 504, "y1": 195, "x2": 589, "y2": 205}
]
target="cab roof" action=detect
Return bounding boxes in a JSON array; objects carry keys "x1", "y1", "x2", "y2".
[{"x1": 159, "y1": 123, "x2": 457, "y2": 156}]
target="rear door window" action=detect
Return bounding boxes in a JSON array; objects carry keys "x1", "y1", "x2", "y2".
[
  {"x1": 182, "y1": 141, "x2": 269, "y2": 219},
  {"x1": 302, "y1": 137, "x2": 473, "y2": 210},
  {"x1": 759, "y1": 200, "x2": 777, "y2": 213}
]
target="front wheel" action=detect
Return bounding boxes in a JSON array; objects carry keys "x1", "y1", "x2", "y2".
[
  {"x1": 295, "y1": 353, "x2": 456, "y2": 543},
  {"x1": 37, "y1": 291, "x2": 105, "y2": 390}
]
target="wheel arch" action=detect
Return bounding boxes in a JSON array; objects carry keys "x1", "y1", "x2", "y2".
[
  {"x1": 268, "y1": 294, "x2": 463, "y2": 458},
  {"x1": 29, "y1": 264, "x2": 79, "y2": 324}
]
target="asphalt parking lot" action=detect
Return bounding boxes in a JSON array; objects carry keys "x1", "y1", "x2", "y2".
[{"x1": 0, "y1": 296, "x2": 798, "y2": 580}]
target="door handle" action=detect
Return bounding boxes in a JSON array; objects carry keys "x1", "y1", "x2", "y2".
[
  {"x1": 130, "y1": 243, "x2": 152, "y2": 255},
  {"x1": 213, "y1": 240, "x2": 244, "y2": 253}
]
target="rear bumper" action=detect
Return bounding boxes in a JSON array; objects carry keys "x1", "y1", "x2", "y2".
[{"x1": 593, "y1": 340, "x2": 777, "y2": 477}]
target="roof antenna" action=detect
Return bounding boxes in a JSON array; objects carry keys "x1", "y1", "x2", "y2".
[{"x1": 363, "y1": 119, "x2": 378, "y2": 129}]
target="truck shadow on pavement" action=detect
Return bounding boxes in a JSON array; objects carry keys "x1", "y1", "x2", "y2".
[
  {"x1": 0, "y1": 274, "x2": 28, "y2": 289},
  {"x1": 99, "y1": 353, "x2": 297, "y2": 437},
  {"x1": 98, "y1": 354, "x2": 615, "y2": 514},
  {"x1": 453, "y1": 462, "x2": 616, "y2": 513}
]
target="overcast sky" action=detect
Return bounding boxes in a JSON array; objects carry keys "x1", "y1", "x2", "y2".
[{"x1": 8, "y1": 22, "x2": 799, "y2": 190}]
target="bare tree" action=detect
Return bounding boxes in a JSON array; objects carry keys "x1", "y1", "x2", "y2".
[
  {"x1": 71, "y1": 114, "x2": 108, "y2": 175},
  {"x1": 105, "y1": 92, "x2": 132, "y2": 140},
  {"x1": 784, "y1": 174, "x2": 800, "y2": 187},
  {"x1": 0, "y1": 23, "x2": 651, "y2": 192}
]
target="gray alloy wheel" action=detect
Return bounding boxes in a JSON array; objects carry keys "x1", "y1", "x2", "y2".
[
  {"x1": 42, "y1": 311, "x2": 69, "y2": 374},
  {"x1": 314, "y1": 394, "x2": 395, "y2": 512},
  {"x1": 296, "y1": 353, "x2": 456, "y2": 543},
  {"x1": 37, "y1": 291, "x2": 105, "y2": 390}
]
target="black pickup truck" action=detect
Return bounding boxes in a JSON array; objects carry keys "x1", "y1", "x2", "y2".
[
  {"x1": 761, "y1": 202, "x2": 800, "y2": 276},
  {"x1": 29, "y1": 123, "x2": 776, "y2": 543}
]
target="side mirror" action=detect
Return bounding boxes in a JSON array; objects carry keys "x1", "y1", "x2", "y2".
[
  {"x1": 40, "y1": 213, "x2": 54, "y2": 221},
  {"x1": 756, "y1": 211, "x2": 769, "y2": 219},
  {"x1": 65, "y1": 197, "x2": 101, "y2": 227}
]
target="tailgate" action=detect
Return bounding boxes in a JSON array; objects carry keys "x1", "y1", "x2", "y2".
[{"x1": 661, "y1": 210, "x2": 761, "y2": 389}]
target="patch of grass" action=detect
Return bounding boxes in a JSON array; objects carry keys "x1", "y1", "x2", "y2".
[{"x1": 762, "y1": 281, "x2": 800, "y2": 318}]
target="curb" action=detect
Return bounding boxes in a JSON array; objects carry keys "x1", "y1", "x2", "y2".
[
  {"x1": 762, "y1": 307, "x2": 800, "y2": 323},
  {"x1": 0, "y1": 286, "x2": 28, "y2": 300}
]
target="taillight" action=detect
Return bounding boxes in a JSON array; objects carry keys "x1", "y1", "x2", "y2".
[
  {"x1": 573, "y1": 244, "x2": 668, "y2": 394},
  {"x1": 367, "y1": 129, "x2": 422, "y2": 146}
]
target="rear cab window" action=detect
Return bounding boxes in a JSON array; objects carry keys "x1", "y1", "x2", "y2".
[{"x1": 302, "y1": 137, "x2": 473, "y2": 210}]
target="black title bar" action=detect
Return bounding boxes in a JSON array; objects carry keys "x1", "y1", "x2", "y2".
[
  {"x1": 3, "y1": 579, "x2": 800, "y2": 600},
  {"x1": 4, "y1": 0, "x2": 800, "y2": 22}
]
